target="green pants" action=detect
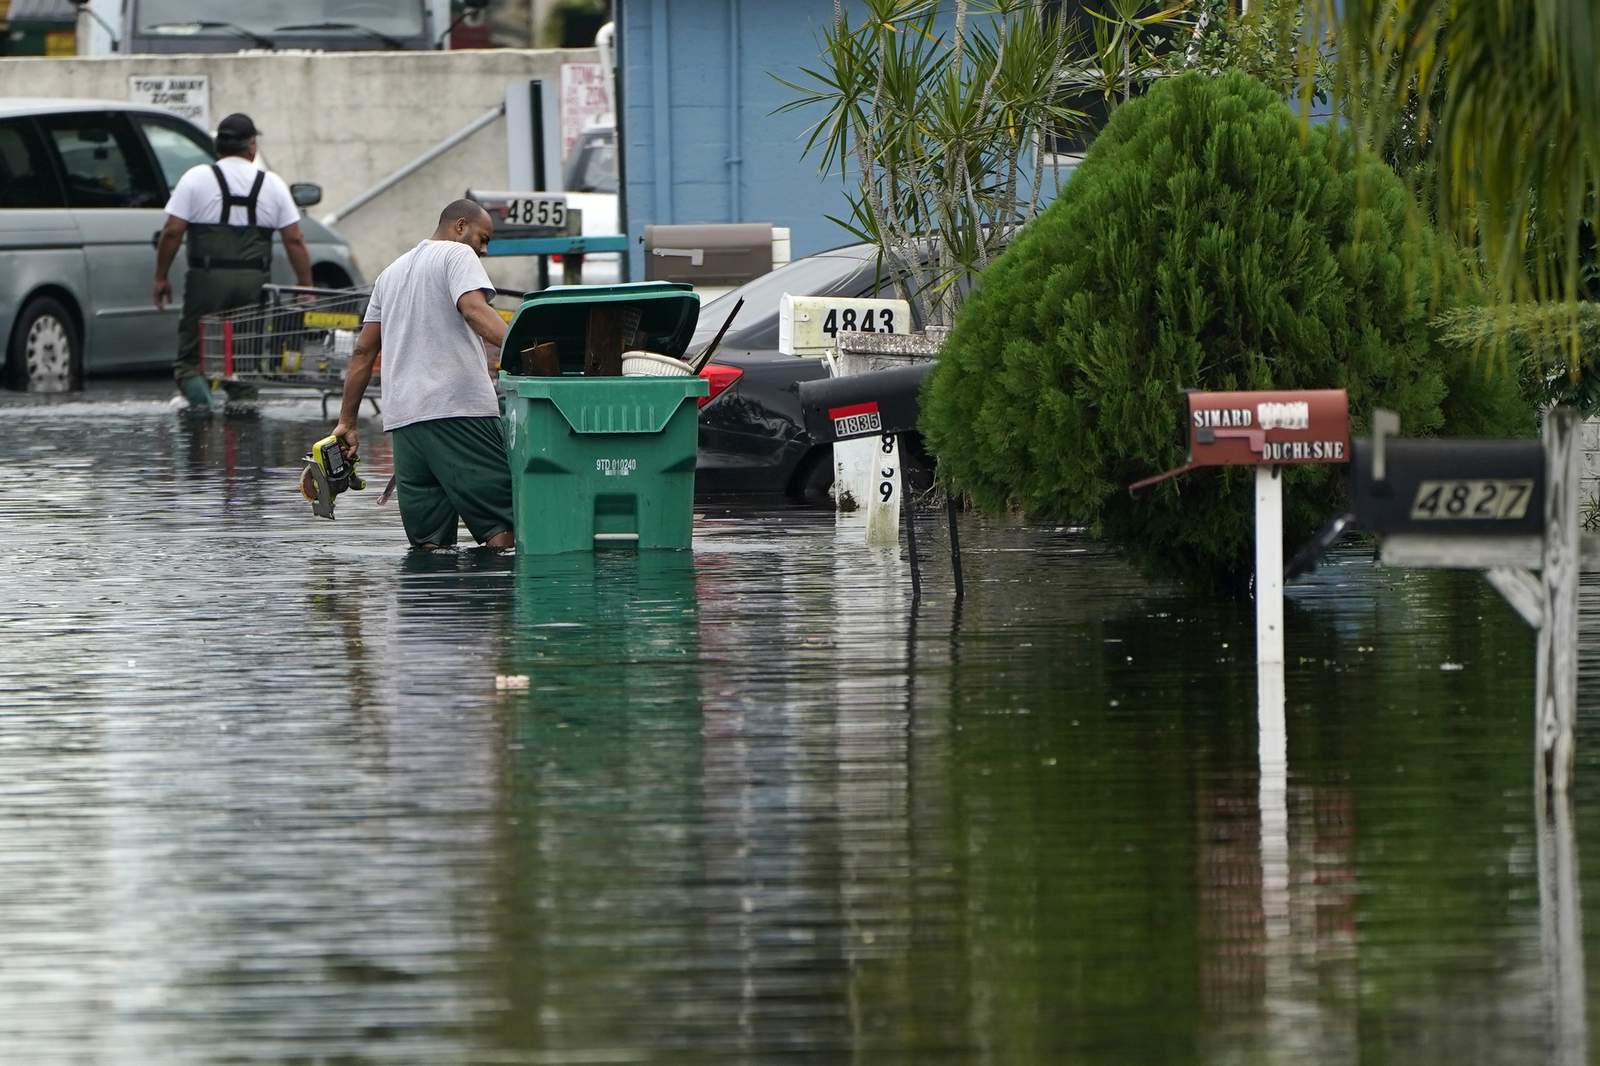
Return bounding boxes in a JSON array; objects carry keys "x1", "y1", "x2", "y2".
[
  {"x1": 175, "y1": 267, "x2": 267, "y2": 385},
  {"x1": 391, "y1": 416, "x2": 515, "y2": 547}
]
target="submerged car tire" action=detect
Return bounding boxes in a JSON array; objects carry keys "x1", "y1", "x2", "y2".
[
  {"x1": 789, "y1": 447, "x2": 835, "y2": 504},
  {"x1": 6, "y1": 296, "x2": 81, "y2": 393}
]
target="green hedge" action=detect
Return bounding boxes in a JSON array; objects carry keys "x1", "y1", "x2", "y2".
[{"x1": 922, "y1": 71, "x2": 1530, "y2": 587}]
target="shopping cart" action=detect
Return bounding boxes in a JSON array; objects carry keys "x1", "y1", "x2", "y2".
[
  {"x1": 198, "y1": 285, "x2": 373, "y2": 417},
  {"x1": 199, "y1": 284, "x2": 529, "y2": 417}
]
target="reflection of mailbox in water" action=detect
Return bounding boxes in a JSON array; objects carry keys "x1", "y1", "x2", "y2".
[
  {"x1": 1349, "y1": 438, "x2": 1545, "y2": 536},
  {"x1": 1185, "y1": 389, "x2": 1350, "y2": 468}
]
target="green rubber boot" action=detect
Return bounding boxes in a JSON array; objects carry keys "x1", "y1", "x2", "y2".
[{"x1": 179, "y1": 375, "x2": 213, "y2": 411}]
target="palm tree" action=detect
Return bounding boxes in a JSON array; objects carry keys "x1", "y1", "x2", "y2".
[{"x1": 1326, "y1": 0, "x2": 1600, "y2": 311}]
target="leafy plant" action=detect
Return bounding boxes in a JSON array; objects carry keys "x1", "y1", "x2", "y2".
[
  {"x1": 777, "y1": 0, "x2": 1188, "y2": 327},
  {"x1": 1160, "y1": 0, "x2": 1330, "y2": 106},
  {"x1": 1436, "y1": 302, "x2": 1600, "y2": 415},
  {"x1": 920, "y1": 72, "x2": 1531, "y2": 588},
  {"x1": 1314, "y1": 1, "x2": 1600, "y2": 322},
  {"x1": 1582, "y1": 490, "x2": 1600, "y2": 533}
]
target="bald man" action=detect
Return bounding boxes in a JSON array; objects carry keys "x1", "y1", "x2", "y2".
[{"x1": 333, "y1": 199, "x2": 514, "y2": 549}]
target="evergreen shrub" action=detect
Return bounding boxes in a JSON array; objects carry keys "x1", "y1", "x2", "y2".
[{"x1": 921, "y1": 71, "x2": 1531, "y2": 587}]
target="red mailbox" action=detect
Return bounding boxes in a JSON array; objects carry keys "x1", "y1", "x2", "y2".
[{"x1": 1131, "y1": 389, "x2": 1349, "y2": 492}]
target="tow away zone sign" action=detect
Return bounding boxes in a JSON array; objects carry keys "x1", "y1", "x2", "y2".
[{"x1": 129, "y1": 75, "x2": 212, "y2": 131}]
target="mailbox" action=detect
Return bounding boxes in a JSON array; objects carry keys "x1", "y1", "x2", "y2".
[
  {"x1": 1131, "y1": 388, "x2": 1350, "y2": 491},
  {"x1": 644, "y1": 223, "x2": 774, "y2": 286},
  {"x1": 779, "y1": 294, "x2": 911, "y2": 356},
  {"x1": 798, "y1": 363, "x2": 933, "y2": 443},
  {"x1": 1349, "y1": 437, "x2": 1545, "y2": 536},
  {"x1": 1185, "y1": 388, "x2": 1349, "y2": 467},
  {"x1": 466, "y1": 188, "x2": 570, "y2": 237}
]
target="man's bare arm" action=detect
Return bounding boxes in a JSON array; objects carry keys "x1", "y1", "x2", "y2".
[
  {"x1": 153, "y1": 216, "x2": 188, "y2": 309},
  {"x1": 280, "y1": 222, "x2": 313, "y2": 288},
  {"x1": 457, "y1": 289, "x2": 508, "y2": 376},
  {"x1": 332, "y1": 321, "x2": 381, "y2": 458}
]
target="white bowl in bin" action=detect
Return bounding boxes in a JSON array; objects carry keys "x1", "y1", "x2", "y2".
[{"x1": 621, "y1": 350, "x2": 695, "y2": 377}]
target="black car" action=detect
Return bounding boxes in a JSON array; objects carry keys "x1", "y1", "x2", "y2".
[{"x1": 688, "y1": 242, "x2": 923, "y2": 500}]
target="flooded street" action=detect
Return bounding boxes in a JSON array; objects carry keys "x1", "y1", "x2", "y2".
[{"x1": 1, "y1": 379, "x2": 1595, "y2": 1064}]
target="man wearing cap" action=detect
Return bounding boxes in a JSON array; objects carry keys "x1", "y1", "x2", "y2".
[{"x1": 153, "y1": 112, "x2": 312, "y2": 410}]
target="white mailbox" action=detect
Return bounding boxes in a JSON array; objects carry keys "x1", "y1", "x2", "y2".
[{"x1": 778, "y1": 295, "x2": 912, "y2": 356}]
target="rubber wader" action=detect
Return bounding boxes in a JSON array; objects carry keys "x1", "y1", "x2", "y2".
[{"x1": 175, "y1": 166, "x2": 273, "y2": 409}]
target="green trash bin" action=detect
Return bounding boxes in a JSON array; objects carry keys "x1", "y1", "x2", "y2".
[{"x1": 500, "y1": 283, "x2": 711, "y2": 555}]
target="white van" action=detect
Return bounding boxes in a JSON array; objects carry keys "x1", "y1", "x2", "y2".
[{"x1": 0, "y1": 98, "x2": 362, "y2": 391}]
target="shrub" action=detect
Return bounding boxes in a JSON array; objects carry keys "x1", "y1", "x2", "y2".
[{"x1": 921, "y1": 71, "x2": 1531, "y2": 588}]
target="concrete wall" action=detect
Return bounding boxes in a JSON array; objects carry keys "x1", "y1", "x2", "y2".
[{"x1": 0, "y1": 47, "x2": 597, "y2": 290}]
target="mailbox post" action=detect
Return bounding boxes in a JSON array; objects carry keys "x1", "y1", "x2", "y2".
[
  {"x1": 797, "y1": 363, "x2": 962, "y2": 604},
  {"x1": 1343, "y1": 408, "x2": 1584, "y2": 794},
  {"x1": 1131, "y1": 389, "x2": 1351, "y2": 666},
  {"x1": 777, "y1": 296, "x2": 915, "y2": 536}
]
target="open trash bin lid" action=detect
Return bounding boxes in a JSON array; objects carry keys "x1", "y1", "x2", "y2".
[{"x1": 501, "y1": 282, "x2": 701, "y2": 375}]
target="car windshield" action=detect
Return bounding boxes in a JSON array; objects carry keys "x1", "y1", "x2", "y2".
[
  {"x1": 135, "y1": 0, "x2": 425, "y2": 37},
  {"x1": 690, "y1": 246, "x2": 891, "y2": 349}
]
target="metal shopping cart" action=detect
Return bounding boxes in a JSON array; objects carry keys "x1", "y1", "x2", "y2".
[
  {"x1": 199, "y1": 284, "x2": 529, "y2": 417},
  {"x1": 198, "y1": 285, "x2": 374, "y2": 417}
]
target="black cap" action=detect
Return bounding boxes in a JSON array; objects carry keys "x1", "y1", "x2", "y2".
[{"x1": 216, "y1": 113, "x2": 260, "y2": 141}]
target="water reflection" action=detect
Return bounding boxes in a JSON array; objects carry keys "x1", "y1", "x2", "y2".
[
  {"x1": 490, "y1": 553, "x2": 705, "y2": 1060},
  {"x1": 1540, "y1": 789, "x2": 1588, "y2": 1066},
  {"x1": 0, "y1": 386, "x2": 1597, "y2": 1064}
]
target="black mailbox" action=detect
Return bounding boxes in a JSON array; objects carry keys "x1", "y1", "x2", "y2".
[
  {"x1": 798, "y1": 363, "x2": 933, "y2": 443},
  {"x1": 1349, "y1": 438, "x2": 1545, "y2": 536}
]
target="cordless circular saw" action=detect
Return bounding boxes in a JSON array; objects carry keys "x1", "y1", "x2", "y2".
[{"x1": 299, "y1": 434, "x2": 364, "y2": 520}]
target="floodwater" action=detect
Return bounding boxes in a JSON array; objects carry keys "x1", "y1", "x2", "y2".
[{"x1": 1, "y1": 378, "x2": 1597, "y2": 1065}]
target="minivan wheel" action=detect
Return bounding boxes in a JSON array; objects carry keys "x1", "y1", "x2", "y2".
[
  {"x1": 6, "y1": 297, "x2": 80, "y2": 393},
  {"x1": 312, "y1": 265, "x2": 353, "y2": 290}
]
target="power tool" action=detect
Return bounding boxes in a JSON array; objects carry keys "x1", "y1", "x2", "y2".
[{"x1": 299, "y1": 434, "x2": 364, "y2": 519}]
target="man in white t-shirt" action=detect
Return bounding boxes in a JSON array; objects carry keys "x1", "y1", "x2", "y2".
[
  {"x1": 332, "y1": 199, "x2": 514, "y2": 550},
  {"x1": 152, "y1": 112, "x2": 312, "y2": 410}
]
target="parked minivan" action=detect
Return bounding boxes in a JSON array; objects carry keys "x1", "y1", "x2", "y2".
[{"x1": 0, "y1": 98, "x2": 362, "y2": 392}]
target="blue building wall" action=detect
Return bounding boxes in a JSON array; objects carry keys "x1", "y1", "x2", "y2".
[
  {"x1": 618, "y1": 3, "x2": 1331, "y2": 280},
  {"x1": 619, "y1": 0, "x2": 864, "y2": 279}
]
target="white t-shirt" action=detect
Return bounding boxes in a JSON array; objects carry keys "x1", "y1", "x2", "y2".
[
  {"x1": 163, "y1": 156, "x2": 300, "y2": 230},
  {"x1": 364, "y1": 239, "x2": 499, "y2": 432}
]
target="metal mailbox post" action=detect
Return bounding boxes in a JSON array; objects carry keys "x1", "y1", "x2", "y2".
[{"x1": 1131, "y1": 389, "x2": 1352, "y2": 665}]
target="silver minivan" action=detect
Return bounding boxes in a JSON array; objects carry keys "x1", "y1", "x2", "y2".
[{"x1": 0, "y1": 98, "x2": 363, "y2": 392}]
